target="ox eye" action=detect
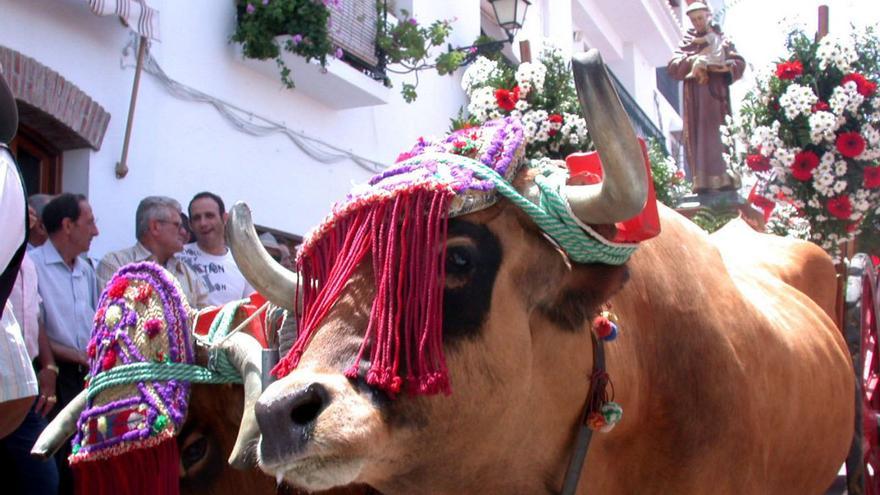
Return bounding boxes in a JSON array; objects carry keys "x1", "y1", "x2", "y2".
[
  {"x1": 446, "y1": 245, "x2": 476, "y2": 279},
  {"x1": 181, "y1": 434, "x2": 209, "y2": 471}
]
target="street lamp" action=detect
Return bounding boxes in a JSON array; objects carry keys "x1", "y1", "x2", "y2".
[
  {"x1": 488, "y1": 0, "x2": 531, "y2": 42},
  {"x1": 449, "y1": 0, "x2": 532, "y2": 66}
]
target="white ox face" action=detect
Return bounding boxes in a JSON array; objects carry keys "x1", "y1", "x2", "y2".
[{"x1": 253, "y1": 201, "x2": 629, "y2": 493}]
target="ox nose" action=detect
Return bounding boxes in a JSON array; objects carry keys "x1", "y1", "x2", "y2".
[{"x1": 256, "y1": 383, "x2": 330, "y2": 464}]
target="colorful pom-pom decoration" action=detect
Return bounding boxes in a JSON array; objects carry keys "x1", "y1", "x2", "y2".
[
  {"x1": 587, "y1": 401, "x2": 623, "y2": 433},
  {"x1": 592, "y1": 311, "x2": 620, "y2": 342},
  {"x1": 144, "y1": 319, "x2": 163, "y2": 338},
  {"x1": 104, "y1": 305, "x2": 122, "y2": 327},
  {"x1": 107, "y1": 278, "x2": 129, "y2": 299}
]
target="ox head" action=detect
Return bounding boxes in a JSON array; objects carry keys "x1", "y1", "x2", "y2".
[{"x1": 229, "y1": 50, "x2": 645, "y2": 493}]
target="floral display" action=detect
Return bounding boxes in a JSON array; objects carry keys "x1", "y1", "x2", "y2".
[
  {"x1": 722, "y1": 27, "x2": 880, "y2": 259},
  {"x1": 454, "y1": 45, "x2": 591, "y2": 159}
]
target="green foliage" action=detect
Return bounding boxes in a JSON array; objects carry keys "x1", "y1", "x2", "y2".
[
  {"x1": 231, "y1": 0, "x2": 333, "y2": 89},
  {"x1": 376, "y1": 6, "x2": 458, "y2": 101},
  {"x1": 646, "y1": 138, "x2": 692, "y2": 207}
]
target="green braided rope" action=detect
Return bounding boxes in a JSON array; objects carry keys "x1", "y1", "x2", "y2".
[
  {"x1": 205, "y1": 299, "x2": 248, "y2": 381},
  {"x1": 87, "y1": 362, "x2": 240, "y2": 400},
  {"x1": 407, "y1": 153, "x2": 638, "y2": 265}
]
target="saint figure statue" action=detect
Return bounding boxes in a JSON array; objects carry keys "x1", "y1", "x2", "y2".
[{"x1": 667, "y1": 2, "x2": 746, "y2": 193}]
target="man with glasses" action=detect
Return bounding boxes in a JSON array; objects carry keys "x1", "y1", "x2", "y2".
[{"x1": 97, "y1": 196, "x2": 208, "y2": 309}]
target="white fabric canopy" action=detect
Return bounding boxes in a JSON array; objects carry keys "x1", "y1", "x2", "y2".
[{"x1": 88, "y1": 0, "x2": 160, "y2": 41}]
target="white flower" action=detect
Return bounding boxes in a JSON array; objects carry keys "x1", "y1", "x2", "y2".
[
  {"x1": 467, "y1": 86, "x2": 496, "y2": 121},
  {"x1": 832, "y1": 180, "x2": 848, "y2": 194},
  {"x1": 808, "y1": 111, "x2": 838, "y2": 144},
  {"x1": 835, "y1": 161, "x2": 847, "y2": 176},
  {"x1": 830, "y1": 82, "x2": 865, "y2": 116},
  {"x1": 817, "y1": 34, "x2": 858, "y2": 72},
  {"x1": 515, "y1": 62, "x2": 547, "y2": 96},
  {"x1": 461, "y1": 57, "x2": 500, "y2": 94},
  {"x1": 515, "y1": 99, "x2": 529, "y2": 112},
  {"x1": 779, "y1": 84, "x2": 818, "y2": 120}
]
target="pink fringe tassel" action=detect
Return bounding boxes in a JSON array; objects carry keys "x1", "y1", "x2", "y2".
[{"x1": 273, "y1": 187, "x2": 453, "y2": 397}]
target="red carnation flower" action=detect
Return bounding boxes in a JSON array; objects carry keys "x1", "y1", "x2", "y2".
[
  {"x1": 548, "y1": 113, "x2": 563, "y2": 124},
  {"x1": 865, "y1": 167, "x2": 880, "y2": 189},
  {"x1": 836, "y1": 132, "x2": 866, "y2": 158},
  {"x1": 746, "y1": 153, "x2": 771, "y2": 172},
  {"x1": 107, "y1": 278, "x2": 129, "y2": 299},
  {"x1": 842, "y1": 73, "x2": 878, "y2": 97},
  {"x1": 775, "y1": 60, "x2": 803, "y2": 80},
  {"x1": 548, "y1": 129, "x2": 558, "y2": 137},
  {"x1": 495, "y1": 86, "x2": 520, "y2": 111},
  {"x1": 827, "y1": 195, "x2": 853, "y2": 220},
  {"x1": 812, "y1": 101, "x2": 830, "y2": 112},
  {"x1": 790, "y1": 150, "x2": 820, "y2": 181}
]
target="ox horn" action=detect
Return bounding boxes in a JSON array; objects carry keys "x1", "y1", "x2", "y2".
[
  {"x1": 226, "y1": 202, "x2": 299, "y2": 312},
  {"x1": 222, "y1": 332, "x2": 265, "y2": 469},
  {"x1": 30, "y1": 389, "x2": 87, "y2": 459},
  {"x1": 566, "y1": 49, "x2": 647, "y2": 224}
]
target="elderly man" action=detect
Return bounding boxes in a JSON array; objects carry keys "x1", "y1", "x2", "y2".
[
  {"x1": 29, "y1": 192, "x2": 99, "y2": 493},
  {"x1": 97, "y1": 196, "x2": 208, "y2": 309}
]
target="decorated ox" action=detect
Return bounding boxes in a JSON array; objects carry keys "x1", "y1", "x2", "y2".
[{"x1": 226, "y1": 50, "x2": 854, "y2": 494}]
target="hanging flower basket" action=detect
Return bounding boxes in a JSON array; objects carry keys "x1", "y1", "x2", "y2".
[{"x1": 231, "y1": 0, "x2": 336, "y2": 89}]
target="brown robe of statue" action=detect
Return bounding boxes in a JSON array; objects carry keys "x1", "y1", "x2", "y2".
[{"x1": 667, "y1": 25, "x2": 745, "y2": 192}]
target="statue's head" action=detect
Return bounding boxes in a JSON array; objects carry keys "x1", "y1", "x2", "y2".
[{"x1": 685, "y1": 2, "x2": 711, "y2": 33}]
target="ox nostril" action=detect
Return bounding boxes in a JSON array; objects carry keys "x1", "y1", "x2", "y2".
[
  {"x1": 289, "y1": 383, "x2": 329, "y2": 426},
  {"x1": 256, "y1": 383, "x2": 332, "y2": 463}
]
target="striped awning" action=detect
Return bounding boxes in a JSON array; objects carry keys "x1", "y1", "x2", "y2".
[{"x1": 88, "y1": 0, "x2": 160, "y2": 41}]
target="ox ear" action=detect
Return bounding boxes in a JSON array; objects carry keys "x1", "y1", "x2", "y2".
[{"x1": 538, "y1": 262, "x2": 629, "y2": 332}]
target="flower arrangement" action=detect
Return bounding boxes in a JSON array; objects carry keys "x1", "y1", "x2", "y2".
[
  {"x1": 646, "y1": 138, "x2": 692, "y2": 207},
  {"x1": 231, "y1": 0, "x2": 337, "y2": 89},
  {"x1": 722, "y1": 27, "x2": 880, "y2": 259},
  {"x1": 453, "y1": 45, "x2": 591, "y2": 160}
]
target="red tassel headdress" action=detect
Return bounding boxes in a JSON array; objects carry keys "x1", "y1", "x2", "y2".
[{"x1": 273, "y1": 118, "x2": 526, "y2": 397}]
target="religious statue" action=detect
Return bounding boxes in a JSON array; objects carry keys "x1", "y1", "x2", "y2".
[{"x1": 667, "y1": 2, "x2": 745, "y2": 193}]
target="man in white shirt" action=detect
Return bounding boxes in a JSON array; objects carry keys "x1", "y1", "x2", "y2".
[{"x1": 179, "y1": 191, "x2": 254, "y2": 306}]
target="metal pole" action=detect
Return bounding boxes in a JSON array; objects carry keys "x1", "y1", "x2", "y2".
[{"x1": 115, "y1": 36, "x2": 147, "y2": 179}]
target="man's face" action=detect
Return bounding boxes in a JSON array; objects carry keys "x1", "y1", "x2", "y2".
[
  {"x1": 688, "y1": 10, "x2": 710, "y2": 33},
  {"x1": 153, "y1": 206, "x2": 185, "y2": 257},
  {"x1": 67, "y1": 200, "x2": 98, "y2": 255},
  {"x1": 189, "y1": 197, "x2": 226, "y2": 247}
]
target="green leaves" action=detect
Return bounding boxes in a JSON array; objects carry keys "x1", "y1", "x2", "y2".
[{"x1": 231, "y1": 0, "x2": 333, "y2": 89}]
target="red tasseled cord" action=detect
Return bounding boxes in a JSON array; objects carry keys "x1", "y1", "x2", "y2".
[
  {"x1": 274, "y1": 187, "x2": 453, "y2": 397},
  {"x1": 73, "y1": 437, "x2": 179, "y2": 495}
]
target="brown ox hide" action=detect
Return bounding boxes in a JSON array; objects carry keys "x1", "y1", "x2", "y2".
[
  {"x1": 710, "y1": 217, "x2": 838, "y2": 320},
  {"x1": 255, "y1": 198, "x2": 853, "y2": 494}
]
